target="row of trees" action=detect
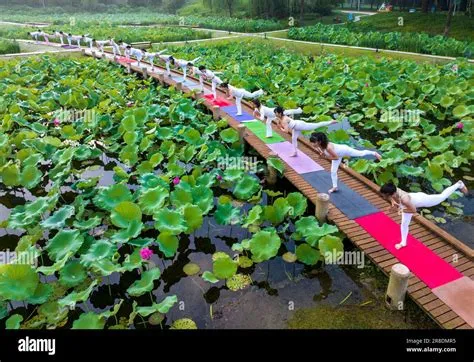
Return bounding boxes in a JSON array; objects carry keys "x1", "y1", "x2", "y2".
[{"x1": 344, "y1": 0, "x2": 472, "y2": 12}]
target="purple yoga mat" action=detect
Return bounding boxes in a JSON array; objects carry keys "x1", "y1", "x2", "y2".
[
  {"x1": 267, "y1": 141, "x2": 324, "y2": 174},
  {"x1": 221, "y1": 106, "x2": 255, "y2": 122}
]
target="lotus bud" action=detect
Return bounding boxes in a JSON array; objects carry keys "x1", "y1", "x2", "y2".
[
  {"x1": 456, "y1": 122, "x2": 464, "y2": 130},
  {"x1": 53, "y1": 118, "x2": 60, "y2": 127},
  {"x1": 127, "y1": 101, "x2": 134, "y2": 107},
  {"x1": 216, "y1": 175, "x2": 222, "y2": 181},
  {"x1": 140, "y1": 247, "x2": 153, "y2": 260},
  {"x1": 173, "y1": 177, "x2": 180, "y2": 185}
]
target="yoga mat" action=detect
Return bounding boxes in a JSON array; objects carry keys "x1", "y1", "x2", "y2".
[
  {"x1": 244, "y1": 121, "x2": 286, "y2": 144},
  {"x1": 203, "y1": 94, "x2": 231, "y2": 107},
  {"x1": 220, "y1": 105, "x2": 255, "y2": 122},
  {"x1": 267, "y1": 142, "x2": 324, "y2": 175},
  {"x1": 355, "y1": 212, "x2": 463, "y2": 289},
  {"x1": 302, "y1": 171, "x2": 379, "y2": 219},
  {"x1": 433, "y1": 277, "x2": 474, "y2": 327},
  {"x1": 117, "y1": 57, "x2": 135, "y2": 64}
]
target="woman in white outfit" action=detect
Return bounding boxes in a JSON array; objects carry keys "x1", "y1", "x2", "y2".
[
  {"x1": 95, "y1": 39, "x2": 110, "y2": 53},
  {"x1": 170, "y1": 57, "x2": 201, "y2": 81},
  {"x1": 28, "y1": 30, "x2": 42, "y2": 42},
  {"x1": 311, "y1": 132, "x2": 381, "y2": 193},
  {"x1": 157, "y1": 52, "x2": 173, "y2": 77},
  {"x1": 380, "y1": 181, "x2": 468, "y2": 250},
  {"x1": 82, "y1": 35, "x2": 94, "y2": 49},
  {"x1": 39, "y1": 30, "x2": 50, "y2": 43},
  {"x1": 68, "y1": 34, "x2": 82, "y2": 47},
  {"x1": 277, "y1": 108, "x2": 337, "y2": 157},
  {"x1": 252, "y1": 100, "x2": 303, "y2": 138},
  {"x1": 221, "y1": 83, "x2": 264, "y2": 116},
  {"x1": 193, "y1": 65, "x2": 224, "y2": 99},
  {"x1": 110, "y1": 39, "x2": 121, "y2": 56},
  {"x1": 125, "y1": 46, "x2": 143, "y2": 65},
  {"x1": 52, "y1": 30, "x2": 64, "y2": 45}
]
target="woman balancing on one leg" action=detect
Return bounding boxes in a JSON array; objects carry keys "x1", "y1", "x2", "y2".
[
  {"x1": 221, "y1": 83, "x2": 264, "y2": 116},
  {"x1": 380, "y1": 181, "x2": 469, "y2": 250},
  {"x1": 276, "y1": 108, "x2": 337, "y2": 157},
  {"x1": 251, "y1": 100, "x2": 302, "y2": 138},
  {"x1": 193, "y1": 65, "x2": 224, "y2": 99},
  {"x1": 310, "y1": 132, "x2": 382, "y2": 193}
]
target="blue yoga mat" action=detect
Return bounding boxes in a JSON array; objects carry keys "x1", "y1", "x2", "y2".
[
  {"x1": 221, "y1": 106, "x2": 255, "y2": 122},
  {"x1": 302, "y1": 171, "x2": 379, "y2": 220}
]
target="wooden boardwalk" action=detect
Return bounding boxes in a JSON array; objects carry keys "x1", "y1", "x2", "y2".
[{"x1": 79, "y1": 48, "x2": 474, "y2": 330}]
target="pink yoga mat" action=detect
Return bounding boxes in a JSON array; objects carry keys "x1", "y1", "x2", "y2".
[
  {"x1": 117, "y1": 57, "x2": 135, "y2": 64},
  {"x1": 433, "y1": 277, "x2": 474, "y2": 327},
  {"x1": 267, "y1": 142, "x2": 325, "y2": 175},
  {"x1": 204, "y1": 94, "x2": 231, "y2": 107},
  {"x1": 355, "y1": 212, "x2": 463, "y2": 289}
]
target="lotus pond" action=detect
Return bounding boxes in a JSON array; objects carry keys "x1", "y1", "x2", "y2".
[
  {"x1": 0, "y1": 55, "x2": 438, "y2": 330},
  {"x1": 0, "y1": 7, "x2": 285, "y2": 33},
  {"x1": 0, "y1": 24, "x2": 211, "y2": 45},
  {"x1": 162, "y1": 40, "x2": 474, "y2": 246}
]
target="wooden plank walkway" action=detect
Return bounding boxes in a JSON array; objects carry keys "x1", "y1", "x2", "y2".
[{"x1": 77, "y1": 47, "x2": 473, "y2": 330}]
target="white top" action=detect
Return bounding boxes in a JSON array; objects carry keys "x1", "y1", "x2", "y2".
[
  {"x1": 83, "y1": 36, "x2": 93, "y2": 43},
  {"x1": 159, "y1": 54, "x2": 172, "y2": 62},
  {"x1": 259, "y1": 105, "x2": 276, "y2": 120},
  {"x1": 130, "y1": 48, "x2": 142, "y2": 57},
  {"x1": 194, "y1": 68, "x2": 218, "y2": 80},
  {"x1": 30, "y1": 31, "x2": 41, "y2": 36},
  {"x1": 96, "y1": 40, "x2": 109, "y2": 46},
  {"x1": 143, "y1": 51, "x2": 155, "y2": 59},
  {"x1": 229, "y1": 85, "x2": 245, "y2": 98}
]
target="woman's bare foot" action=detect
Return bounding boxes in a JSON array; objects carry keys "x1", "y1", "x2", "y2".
[
  {"x1": 290, "y1": 152, "x2": 298, "y2": 157},
  {"x1": 328, "y1": 187, "x2": 338, "y2": 194},
  {"x1": 395, "y1": 243, "x2": 406, "y2": 250},
  {"x1": 374, "y1": 152, "x2": 382, "y2": 161},
  {"x1": 459, "y1": 181, "x2": 469, "y2": 195}
]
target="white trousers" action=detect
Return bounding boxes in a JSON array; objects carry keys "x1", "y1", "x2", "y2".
[
  {"x1": 200, "y1": 76, "x2": 223, "y2": 98},
  {"x1": 291, "y1": 120, "x2": 333, "y2": 154},
  {"x1": 399, "y1": 181, "x2": 463, "y2": 246},
  {"x1": 235, "y1": 89, "x2": 264, "y2": 115},
  {"x1": 330, "y1": 144, "x2": 377, "y2": 188}
]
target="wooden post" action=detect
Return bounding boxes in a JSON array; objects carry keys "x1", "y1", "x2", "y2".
[
  {"x1": 212, "y1": 106, "x2": 220, "y2": 120},
  {"x1": 142, "y1": 67, "x2": 148, "y2": 79},
  {"x1": 266, "y1": 152, "x2": 280, "y2": 185},
  {"x1": 92, "y1": 50, "x2": 96, "y2": 58},
  {"x1": 238, "y1": 124, "x2": 247, "y2": 147},
  {"x1": 81, "y1": 48, "x2": 86, "y2": 55},
  {"x1": 315, "y1": 193, "x2": 330, "y2": 223},
  {"x1": 126, "y1": 63, "x2": 131, "y2": 74},
  {"x1": 386, "y1": 264, "x2": 410, "y2": 310},
  {"x1": 176, "y1": 82, "x2": 183, "y2": 91},
  {"x1": 157, "y1": 73, "x2": 164, "y2": 85}
]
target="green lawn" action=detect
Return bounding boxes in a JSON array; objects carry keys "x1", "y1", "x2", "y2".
[{"x1": 354, "y1": 11, "x2": 474, "y2": 41}]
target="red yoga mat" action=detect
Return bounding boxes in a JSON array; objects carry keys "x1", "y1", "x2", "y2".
[
  {"x1": 117, "y1": 57, "x2": 135, "y2": 64},
  {"x1": 203, "y1": 94, "x2": 231, "y2": 107},
  {"x1": 355, "y1": 212, "x2": 463, "y2": 289}
]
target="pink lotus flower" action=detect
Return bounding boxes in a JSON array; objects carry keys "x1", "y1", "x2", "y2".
[
  {"x1": 365, "y1": 83, "x2": 369, "y2": 87},
  {"x1": 140, "y1": 247, "x2": 153, "y2": 260},
  {"x1": 173, "y1": 177, "x2": 180, "y2": 185},
  {"x1": 53, "y1": 118, "x2": 60, "y2": 127},
  {"x1": 127, "y1": 101, "x2": 134, "y2": 107},
  {"x1": 216, "y1": 175, "x2": 222, "y2": 181},
  {"x1": 456, "y1": 122, "x2": 464, "y2": 129}
]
